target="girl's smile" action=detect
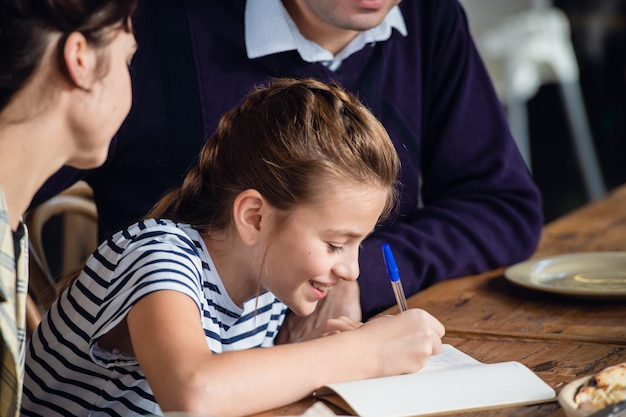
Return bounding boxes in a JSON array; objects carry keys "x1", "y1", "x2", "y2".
[{"x1": 309, "y1": 279, "x2": 335, "y2": 299}]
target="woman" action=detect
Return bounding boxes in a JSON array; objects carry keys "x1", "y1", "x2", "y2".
[{"x1": 0, "y1": 1, "x2": 137, "y2": 415}]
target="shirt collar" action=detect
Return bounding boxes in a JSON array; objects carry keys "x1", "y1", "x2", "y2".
[{"x1": 245, "y1": 0, "x2": 407, "y2": 68}]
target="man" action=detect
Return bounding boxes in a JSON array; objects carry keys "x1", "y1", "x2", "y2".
[{"x1": 33, "y1": 0, "x2": 543, "y2": 321}]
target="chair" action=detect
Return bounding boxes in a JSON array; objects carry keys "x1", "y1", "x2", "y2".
[
  {"x1": 24, "y1": 181, "x2": 98, "y2": 336},
  {"x1": 459, "y1": 0, "x2": 607, "y2": 201}
]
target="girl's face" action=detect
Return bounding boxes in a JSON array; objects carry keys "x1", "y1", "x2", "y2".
[
  {"x1": 66, "y1": 28, "x2": 137, "y2": 169},
  {"x1": 261, "y1": 184, "x2": 389, "y2": 317}
]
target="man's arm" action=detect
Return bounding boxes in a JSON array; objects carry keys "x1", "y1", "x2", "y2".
[{"x1": 357, "y1": 0, "x2": 543, "y2": 319}]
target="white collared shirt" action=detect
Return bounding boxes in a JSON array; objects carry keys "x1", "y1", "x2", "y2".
[{"x1": 245, "y1": 0, "x2": 407, "y2": 70}]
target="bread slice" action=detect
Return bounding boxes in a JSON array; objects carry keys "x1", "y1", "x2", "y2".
[{"x1": 574, "y1": 363, "x2": 626, "y2": 411}]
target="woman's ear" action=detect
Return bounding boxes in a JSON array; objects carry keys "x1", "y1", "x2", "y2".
[
  {"x1": 233, "y1": 189, "x2": 268, "y2": 246},
  {"x1": 63, "y1": 31, "x2": 97, "y2": 89}
]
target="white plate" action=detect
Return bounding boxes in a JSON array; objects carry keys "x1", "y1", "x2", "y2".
[{"x1": 504, "y1": 252, "x2": 626, "y2": 298}]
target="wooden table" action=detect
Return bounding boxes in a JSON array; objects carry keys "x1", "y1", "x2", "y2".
[{"x1": 249, "y1": 185, "x2": 626, "y2": 417}]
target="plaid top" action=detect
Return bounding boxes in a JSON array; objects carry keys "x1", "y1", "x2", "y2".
[{"x1": 0, "y1": 188, "x2": 28, "y2": 417}]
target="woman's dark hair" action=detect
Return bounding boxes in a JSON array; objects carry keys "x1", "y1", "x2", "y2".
[
  {"x1": 148, "y1": 77, "x2": 400, "y2": 234},
  {"x1": 0, "y1": 0, "x2": 137, "y2": 110}
]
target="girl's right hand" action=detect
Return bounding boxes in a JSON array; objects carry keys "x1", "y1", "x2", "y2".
[{"x1": 357, "y1": 308, "x2": 445, "y2": 377}]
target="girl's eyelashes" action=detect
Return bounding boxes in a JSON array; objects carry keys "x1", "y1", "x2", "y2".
[{"x1": 327, "y1": 243, "x2": 344, "y2": 253}]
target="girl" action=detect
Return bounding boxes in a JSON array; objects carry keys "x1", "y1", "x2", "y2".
[
  {"x1": 22, "y1": 78, "x2": 444, "y2": 417},
  {"x1": 0, "y1": 1, "x2": 136, "y2": 416}
]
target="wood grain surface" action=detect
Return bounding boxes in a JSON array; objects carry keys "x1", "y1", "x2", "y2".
[{"x1": 246, "y1": 185, "x2": 626, "y2": 417}]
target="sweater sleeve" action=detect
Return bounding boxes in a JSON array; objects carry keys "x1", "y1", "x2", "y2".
[{"x1": 357, "y1": 0, "x2": 543, "y2": 319}]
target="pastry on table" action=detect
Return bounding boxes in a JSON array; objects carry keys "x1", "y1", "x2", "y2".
[{"x1": 574, "y1": 362, "x2": 626, "y2": 411}]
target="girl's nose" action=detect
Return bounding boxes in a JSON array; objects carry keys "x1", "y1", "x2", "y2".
[{"x1": 333, "y1": 254, "x2": 360, "y2": 282}]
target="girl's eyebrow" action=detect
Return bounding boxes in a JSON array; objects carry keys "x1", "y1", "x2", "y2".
[{"x1": 321, "y1": 228, "x2": 365, "y2": 239}]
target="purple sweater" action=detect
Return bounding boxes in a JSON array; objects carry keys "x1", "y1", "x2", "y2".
[{"x1": 33, "y1": 0, "x2": 542, "y2": 318}]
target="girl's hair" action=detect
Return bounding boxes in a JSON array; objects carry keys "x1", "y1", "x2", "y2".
[
  {"x1": 148, "y1": 78, "x2": 400, "y2": 233},
  {"x1": 0, "y1": 0, "x2": 137, "y2": 111}
]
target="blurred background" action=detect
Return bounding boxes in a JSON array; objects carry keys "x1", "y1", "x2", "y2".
[{"x1": 460, "y1": 0, "x2": 626, "y2": 222}]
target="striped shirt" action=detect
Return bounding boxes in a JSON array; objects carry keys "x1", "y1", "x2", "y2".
[
  {"x1": 21, "y1": 219, "x2": 287, "y2": 416},
  {"x1": 0, "y1": 188, "x2": 28, "y2": 417}
]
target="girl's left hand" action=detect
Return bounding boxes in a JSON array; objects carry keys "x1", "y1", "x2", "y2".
[
  {"x1": 275, "y1": 280, "x2": 361, "y2": 344},
  {"x1": 295, "y1": 316, "x2": 363, "y2": 342}
]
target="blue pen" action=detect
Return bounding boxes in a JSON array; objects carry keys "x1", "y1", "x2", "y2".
[{"x1": 382, "y1": 243, "x2": 408, "y2": 312}]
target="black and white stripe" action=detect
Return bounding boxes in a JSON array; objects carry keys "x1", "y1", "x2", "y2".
[{"x1": 22, "y1": 219, "x2": 287, "y2": 416}]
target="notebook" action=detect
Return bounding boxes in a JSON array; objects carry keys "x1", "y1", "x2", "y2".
[{"x1": 313, "y1": 344, "x2": 556, "y2": 417}]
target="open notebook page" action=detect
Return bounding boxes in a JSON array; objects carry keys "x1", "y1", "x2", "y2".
[{"x1": 314, "y1": 344, "x2": 556, "y2": 417}]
